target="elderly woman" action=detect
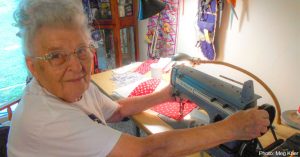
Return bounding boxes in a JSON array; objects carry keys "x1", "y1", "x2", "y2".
[{"x1": 7, "y1": 0, "x2": 270, "y2": 157}]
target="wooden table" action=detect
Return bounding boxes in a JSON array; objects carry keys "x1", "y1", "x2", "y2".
[{"x1": 92, "y1": 70, "x2": 300, "y2": 157}]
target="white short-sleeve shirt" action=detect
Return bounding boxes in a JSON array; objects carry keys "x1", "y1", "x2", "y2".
[{"x1": 7, "y1": 79, "x2": 122, "y2": 157}]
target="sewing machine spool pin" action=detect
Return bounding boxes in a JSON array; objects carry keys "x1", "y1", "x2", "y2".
[
  {"x1": 219, "y1": 75, "x2": 257, "y2": 107},
  {"x1": 219, "y1": 75, "x2": 243, "y2": 86}
]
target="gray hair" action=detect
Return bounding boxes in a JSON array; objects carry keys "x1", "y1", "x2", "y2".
[{"x1": 14, "y1": 0, "x2": 91, "y2": 56}]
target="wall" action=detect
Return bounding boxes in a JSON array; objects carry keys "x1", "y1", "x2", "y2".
[
  {"x1": 138, "y1": 0, "x2": 300, "y2": 113},
  {"x1": 138, "y1": 19, "x2": 149, "y2": 60}
]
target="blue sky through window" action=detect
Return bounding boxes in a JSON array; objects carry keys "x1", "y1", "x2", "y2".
[{"x1": 0, "y1": 0, "x2": 26, "y2": 115}]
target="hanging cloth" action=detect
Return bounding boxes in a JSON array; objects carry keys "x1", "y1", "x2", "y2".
[
  {"x1": 195, "y1": 0, "x2": 219, "y2": 60},
  {"x1": 146, "y1": 0, "x2": 180, "y2": 58}
]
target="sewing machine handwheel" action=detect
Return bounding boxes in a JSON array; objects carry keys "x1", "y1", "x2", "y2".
[
  {"x1": 258, "y1": 104, "x2": 275, "y2": 127},
  {"x1": 238, "y1": 105, "x2": 276, "y2": 157}
]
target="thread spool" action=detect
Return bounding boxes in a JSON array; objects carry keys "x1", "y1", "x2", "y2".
[{"x1": 150, "y1": 63, "x2": 163, "y2": 79}]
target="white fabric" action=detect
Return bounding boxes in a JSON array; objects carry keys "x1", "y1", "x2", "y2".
[
  {"x1": 112, "y1": 62, "x2": 142, "y2": 74},
  {"x1": 7, "y1": 79, "x2": 121, "y2": 157},
  {"x1": 155, "y1": 57, "x2": 172, "y2": 68}
]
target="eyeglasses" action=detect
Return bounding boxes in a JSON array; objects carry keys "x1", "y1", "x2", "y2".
[{"x1": 33, "y1": 45, "x2": 94, "y2": 67}]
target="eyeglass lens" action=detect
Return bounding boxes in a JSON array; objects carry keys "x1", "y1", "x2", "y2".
[{"x1": 48, "y1": 46, "x2": 92, "y2": 67}]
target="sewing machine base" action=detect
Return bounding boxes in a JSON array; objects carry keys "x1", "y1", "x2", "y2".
[{"x1": 157, "y1": 109, "x2": 209, "y2": 129}]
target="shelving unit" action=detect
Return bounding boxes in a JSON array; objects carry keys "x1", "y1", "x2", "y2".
[{"x1": 82, "y1": 0, "x2": 139, "y2": 72}]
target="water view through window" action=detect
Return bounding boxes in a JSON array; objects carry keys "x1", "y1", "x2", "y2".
[{"x1": 0, "y1": 0, "x2": 26, "y2": 116}]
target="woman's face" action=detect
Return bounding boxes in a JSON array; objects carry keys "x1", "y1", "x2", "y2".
[{"x1": 27, "y1": 26, "x2": 93, "y2": 102}]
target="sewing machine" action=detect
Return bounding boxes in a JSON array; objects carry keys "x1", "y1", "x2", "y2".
[{"x1": 170, "y1": 65, "x2": 280, "y2": 157}]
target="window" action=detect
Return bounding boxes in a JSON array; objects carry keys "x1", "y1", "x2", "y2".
[{"x1": 0, "y1": 0, "x2": 26, "y2": 117}]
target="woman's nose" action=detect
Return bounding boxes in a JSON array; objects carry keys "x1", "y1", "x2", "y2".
[{"x1": 67, "y1": 54, "x2": 83, "y2": 72}]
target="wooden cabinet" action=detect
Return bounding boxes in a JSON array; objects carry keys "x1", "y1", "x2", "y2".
[{"x1": 83, "y1": 0, "x2": 139, "y2": 72}]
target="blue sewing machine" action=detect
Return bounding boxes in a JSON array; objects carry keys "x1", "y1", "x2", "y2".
[{"x1": 170, "y1": 65, "x2": 278, "y2": 157}]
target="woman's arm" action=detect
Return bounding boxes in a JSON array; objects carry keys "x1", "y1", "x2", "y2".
[
  {"x1": 107, "y1": 85, "x2": 173, "y2": 122},
  {"x1": 108, "y1": 108, "x2": 270, "y2": 157}
]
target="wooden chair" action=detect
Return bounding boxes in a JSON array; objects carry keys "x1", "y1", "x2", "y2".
[{"x1": 0, "y1": 98, "x2": 20, "y2": 121}]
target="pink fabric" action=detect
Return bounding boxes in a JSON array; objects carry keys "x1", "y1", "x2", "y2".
[{"x1": 134, "y1": 59, "x2": 158, "y2": 75}]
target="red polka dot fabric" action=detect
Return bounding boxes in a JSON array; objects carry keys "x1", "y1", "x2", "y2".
[
  {"x1": 134, "y1": 59, "x2": 159, "y2": 74},
  {"x1": 151, "y1": 100, "x2": 197, "y2": 121},
  {"x1": 128, "y1": 78, "x2": 197, "y2": 121},
  {"x1": 128, "y1": 79, "x2": 161, "y2": 97}
]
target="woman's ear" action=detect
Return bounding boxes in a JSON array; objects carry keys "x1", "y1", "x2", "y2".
[{"x1": 25, "y1": 57, "x2": 36, "y2": 77}]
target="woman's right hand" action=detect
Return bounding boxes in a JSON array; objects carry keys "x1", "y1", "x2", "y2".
[{"x1": 224, "y1": 107, "x2": 270, "y2": 140}]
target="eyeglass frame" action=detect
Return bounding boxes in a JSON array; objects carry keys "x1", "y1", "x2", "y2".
[{"x1": 31, "y1": 44, "x2": 95, "y2": 67}]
